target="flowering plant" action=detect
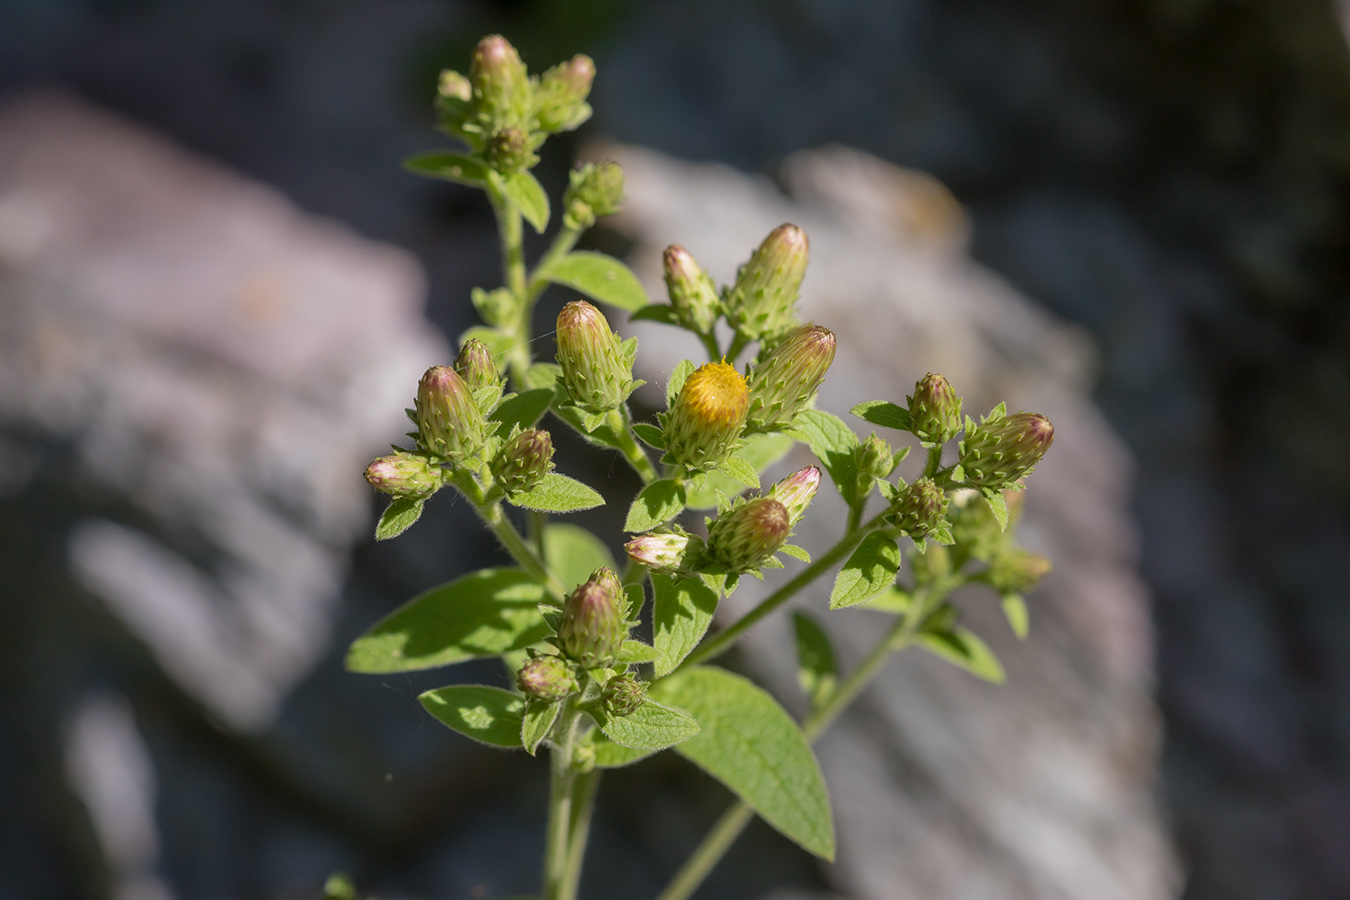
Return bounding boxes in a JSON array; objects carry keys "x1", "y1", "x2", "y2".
[{"x1": 342, "y1": 35, "x2": 1054, "y2": 900}]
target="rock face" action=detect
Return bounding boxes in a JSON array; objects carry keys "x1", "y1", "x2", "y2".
[{"x1": 611, "y1": 143, "x2": 1178, "y2": 900}]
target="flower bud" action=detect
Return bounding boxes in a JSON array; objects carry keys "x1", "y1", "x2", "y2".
[
  {"x1": 745, "y1": 324, "x2": 836, "y2": 429},
  {"x1": 767, "y1": 465, "x2": 821, "y2": 527},
  {"x1": 665, "y1": 361, "x2": 750, "y2": 472},
  {"x1": 485, "y1": 126, "x2": 537, "y2": 172},
  {"x1": 563, "y1": 161, "x2": 624, "y2": 229},
  {"x1": 364, "y1": 452, "x2": 441, "y2": 499},
  {"x1": 662, "y1": 245, "x2": 721, "y2": 334},
  {"x1": 534, "y1": 54, "x2": 595, "y2": 132},
  {"x1": 517, "y1": 655, "x2": 577, "y2": 702},
  {"x1": 707, "y1": 497, "x2": 791, "y2": 572},
  {"x1": 857, "y1": 434, "x2": 895, "y2": 479},
  {"x1": 454, "y1": 338, "x2": 498, "y2": 394},
  {"x1": 491, "y1": 428, "x2": 554, "y2": 495},
  {"x1": 469, "y1": 35, "x2": 531, "y2": 128},
  {"x1": 624, "y1": 532, "x2": 694, "y2": 573},
  {"x1": 471, "y1": 286, "x2": 516, "y2": 328},
  {"x1": 436, "y1": 70, "x2": 473, "y2": 130},
  {"x1": 602, "y1": 672, "x2": 646, "y2": 717},
  {"x1": 889, "y1": 478, "x2": 948, "y2": 541},
  {"x1": 555, "y1": 300, "x2": 636, "y2": 413},
  {"x1": 959, "y1": 411, "x2": 1054, "y2": 488},
  {"x1": 986, "y1": 550, "x2": 1053, "y2": 594},
  {"x1": 415, "y1": 365, "x2": 486, "y2": 461},
  {"x1": 438, "y1": 69, "x2": 472, "y2": 102},
  {"x1": 724, "y1": 224, "x2": 809, "y2": 342},
  {"x1": 557, "y1": 568, "x2": 628, "y2": 668},
  {"x1": 908, "y1": 373, "x2": 962, "y2": 445},
  {"x1": 948, "y1": 491, "x2": 1004, "y2": 562}
]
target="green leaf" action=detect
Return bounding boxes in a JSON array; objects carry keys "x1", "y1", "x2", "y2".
[
  {"x1": 542, "y1": 524, "x2": 615, "y2": 591},
  {"x1": 666, "y1": 360, "x2": 696, "y2": 408},
  {"x1": 779, "y1": 543, "x2": 810, "y2": 562},
  {"x1": 918, "y1": 627, "x2": 1005, "y2": 683},
  {"x1": 632, "y1": 422, "x2": 666, "y2": 449},
  {"x1": 720, "y1": 456, "x2": 760, "y2": 489},
  {"x1": 420, "y1": 685, "x2": 525, "y2": 748},
  {"x1": 591, "y1": 698, "x2": 700, "y2": 751},
  {"x1": 551, "y1": 402, "x2": 626, "y2": 449},
  {"x1": 403, "y1": 152, "x2": 491, "y2": 186},
  {"x1": 617, "y1": 640, "x2": 659, "y2": 663},
  {"x1": 460, "y1": 325, "x2": 515, "y2": 365},
  {"x1": 866, "y1": 587, "x2": 912, "y2": 614},
  {"x1": 980, "y1": 488, "x2": 1010, "y2": 531},
  {"x1": 492, "y1": 388, "x2": 554, "y2": 433},
  {"x1": 1001, "y1": 593, "x2": 1029, "y2": 640},
  {"x1": 521, "y1": 699, "x2": 561, "y2": 755},
  {"x1": 375, "y1": 498, "x2": 424, "y2": 541},
  {"x1": 625, "y1": 479, "x2": 687, "y2": 532},
  {"x1": 789, "y1": 410, "x2": 860, "y2": 502},
  {"x1": 347, "y1": 568, "x2": 549, "y2": 673},
  {"x1": 850, "y1": 399, "x2": 911, "y2": 432},
  {"x1": 829, "y1": 532, "x2": 901, "y2": 610},
  {"x1": 593, "y1": 735, "x2": 659, "y2": 769},
  {"x1": 793, "y1": 613, "x2": 837, "y2": 709},
  {"x1": 653, "y1": 667, "x2": 835, "y2": 860},
  {"x1": 684, "y1": 432, "x2": 796, "y2": 510},
  {"x1": 545, "y1": 251, "x2": 647, "y2": 312},
  {"x1": 510, "y1": 473, "x2": 605, "y2": 513},
  {"x1": 651, "y1": 574, "x2": 720, "y2": 677},
  {"x1": 629, "y1": 304, "x2": 680, "y2": 325},
  {"x1": 523, "y1": 363, "x2": 563, "y2": 392},
  {"x1": 503, "y1": 170, "x2": 550, "y2": 233}
]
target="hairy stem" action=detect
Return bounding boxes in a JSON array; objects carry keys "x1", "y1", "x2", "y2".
[
  {"x1": 526, "y1": 225, "x2": 582, "y2": 305},
  {"x1": 653, "y1": 802, "x2": 755, "y2": 900},
  {"x1": 488, "y1": 183, "x2": 532, "y2": 386},
  {"x1": 482, "y1": 501, "x2": 568, "y2": 600},
  {"x1": 607, "y1": 408, "x2": 659, "y2": 483},
  {"x1": 543, "y1": 707, "x2": 581, "y2": 900},
  {"x1": 560, "y1": 767, "x2": 601, "y2": 900}
]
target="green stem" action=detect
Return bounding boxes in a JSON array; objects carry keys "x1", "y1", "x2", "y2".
[
  {"x1": 678, "y1": 510, "x2": 892, "y2": 671},
  {"x1": 559, "y1": 767, "x2": 601, "y2": 900},
  {"x1": 608, "y1": 408, "x2": 659, "y2": 483},
  {"x1": 846, "y1": 499, "x2": 864, "y2": 534},
  {"x1": 482, "y1": 501, "x2": 568, "y2": 600},
  {"x1": 653, "y1": 802, "x2": 755, "y2": 900},
  {"x1": 543, "y1": 706, "x2": 581, "y2": 900},
  {"x1": 724, "y1": 331, "x2": 750, "y2": 364},
  {"x1": 698, "y1": 330, "x2": 721, "y2": 362},
  {"x1": 488, "y1": 183, "x2": 532, "y2": 386},
  {"x1": 525, "y1": 225, "x2": 582, "y2": 305}
]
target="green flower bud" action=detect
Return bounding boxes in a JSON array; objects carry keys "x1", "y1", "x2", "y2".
[
  {"x1": 438, "y1": 69, "x2": 471, "y2": 102},
  {"x1": 454, "y1": 338, "x2": 498, "y2": 394},
  {"x1": 766, "y1": 465, "x2": 821, "y2": 527},
  {"x1": 745, "y1": 324, "x2": 836, "y2": 429},
  {"x1": 517, "y1": 655, "x2": 577, "y2": 702},
  {"x1": 724, "y1": 224, "x2": 809, "y2": 343},
  {"x1": 889, "y1": 478, "x2": 948, "y2": 541},
  {"x1": 948, "y1": 491, "x2": 1005, "y2": 562},
  {"x1": 471, "y1": 286, "x2": 516, "y2": 328},
  {"x1": 665, "y1": 361, "x2": 750, "y2": 472},
  {"x1": 857, "y1": 433, "x2": 895, "y2": 479},
  {"x1": 469, "y1": 35, "x2": 531, "y2": 128},
  {"x1": 624, "y1": 531, "x2": 694, "y2": 573},
  {"x1": 959, "y1": 411, "x2": 1054, "y2": 488},
  {"x1": 707, "y1": 497, "x2": 791, "y2": 572},
  {"x1": 555, "y1": 300, "x2": 636, "y2": 414},
  {"x1": 485, "y1": 126, "x2": 538, "y2": 172},
  {"x1": 662, "y1": 245, "x2": 721, "y2": 334},
  {"x1": 986, "y1": 550, "x2": 1053, "y2": 594},
  {"x1": 534, "y1": 54, "x2": 595, "y2": 132},
  {"x1": 491, "y1": 428, "x2": 554, "y2": 495},
  {"x1": 363, "y1": 452, "x2": 441, "y2": 499},
  {"x1": 908, "y1": 373, "x2": 962, "y2": 445},
  {"x1": 558, "y1": 568, "x2": 628, "y2": 668},
  {"x1": 602, "y1": 672, "x2": 646, "y2": 717},
  {"x1": 436, "y1": 69, "x2": 473, "y2": 132},
  {"x1": 415, "y1": 365, "x2": 486, "y2": 461},
  {"x1": 563, "y1": 161, "x2": 624, "y2": 229}
]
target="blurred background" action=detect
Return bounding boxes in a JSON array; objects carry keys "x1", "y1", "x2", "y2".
[{"x1": 2, "y1": 1, "x2": 1349, "y2": 898}]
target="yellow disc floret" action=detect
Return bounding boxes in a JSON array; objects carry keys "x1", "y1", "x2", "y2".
[{"x1": 665, "y1": 361, "x2": 750, "y2": 471}]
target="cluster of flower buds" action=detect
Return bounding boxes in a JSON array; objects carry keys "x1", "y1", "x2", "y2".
[
  {"x1": 907, "y1": 373, "x2": 963, "y2": 446},
  {"x1": 557, "y1": 568, "x2": 630, "y2": 669},
  {"x1": 745, "y1": 324, "x2": 837, "y2": 430},
  {"x1": 563, "y1": 161, "x2": 625, "y2": 230},
  {"x1": 985, "y1": 550, "x2": 1053, "y2": 594},
  {"x1": 664, "y1": 361, "x2": 749, "y2": 472},
  {"x1": 948, "y1": 490, "x2": 1014, "y2": 562},
  {"x1": 959, "y1": 408, "x2": 1055, "y2": 488},
  {"x1": 601, "y1": 672, "x2": 646, "y2": 717},
  {"x1": 434, "y1": 35, "x2": 593, "y2": 173},
  {"x1": 723, "y1": 224, "x2": 809, "y2": 344},
  {"x1": 555, "y1": 301, "x2": 639, "y2": 415}
]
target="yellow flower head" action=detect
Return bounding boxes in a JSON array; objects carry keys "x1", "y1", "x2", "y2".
[{"x1": 665, "y1": 361, "x2": 749, "y2": 472}]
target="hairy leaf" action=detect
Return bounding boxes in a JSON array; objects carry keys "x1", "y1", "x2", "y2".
[
  {"x1": 590, "y1": 698, "x2": 699, "y2": 751},
  {"x1": 375, "y1": 498, "x2": 424, "y2": 541},
  {"x1": 510, "y1": 473, "x2": 604, "y2": 513},
  {"x1": 652, "y1": 574, "x2": 720, "y2": 677},
  {"x1": 625, "y1": 479, "x2": 686, "y2": 532},
  {"x1": 503, "y1": 170, "x2": 550, "y2": 233},
  {"x1": 829, "y1": 532, "x2": 901, "y2": 610},
  {"x1": 420, "y1": 685, "x2": 525, "y2": 748},
  {"x1": 545, "y1": 251, "x2": 647, "y2": 311}
]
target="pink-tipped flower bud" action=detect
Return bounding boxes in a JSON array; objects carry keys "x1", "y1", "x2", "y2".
[
  {"x1": 363, "y1": 452, "x2": 441, "y2": 499},
  {"x1": 517, "y1": 655, "x2": 577, "y2": 702},
  {"x1": 485, "y1": 126, "x2": 537, "y2": 172},
  {"x1": 767, "y1": 465, "x2": 821, "y2": 527},
  {"x1": 534, "y1": 54, "x2": 595, "y2": 132},
  {"x1": 415, "y1": 365, "x2": 486, "y2": 461},
  {"x1": 665, "y1": 361, "x2": 750, "y2": 472},
  {"x1": 662, "y1": 245, "x2": 721, "y2": 334},
  {"x1": 908, "y1": 373, "x2": 963, "y2": 445},
  {"x1": 707, "y1": 497, "x2": 792, "y2": 572},
  {"x1": 491, "y1": 428, "x2": 554, "y2": 495},
  {"x1": 555, "y1": 300, "x2": 636, "y2": 414},
  {"x1": 558, "y1": 568, "x2": 628, "y2": 668},
  {"x1": 438, "y1": 69, "x2": 472, "y2": 102},
  {"x1": 454, "y1": 338, "x2": 499, "y2": 394},
  {"x1": 435, "y1": 69, "x2": 474, "y2": 134},
  {"x1": 986, "y1": 550, "x2": 1053, "y2": 594},
  {"x1": 563, "y1": 161, "x2": 625, "y2": 229},
  {"x1": 624, "y1": 531, "x2": 694, "y2": 573},
  {"x1": 959, "y1": 411, "x2": 1055, "y2": 488},
  {"x1": 469, "y1": 35, "x2": 531, "y2": 127},
  {"x1": 724, "y1": 224, "x2": 809, "y2": 343},
  {"x1": 889, "y1": 478, "x2": 948, "y2": 541},
  {"x1": 745, "y1": 324, "x2": 836, "y2": 429},
  {"x1": 602, "y1": 671, "x2": 646, "y2": 717}
]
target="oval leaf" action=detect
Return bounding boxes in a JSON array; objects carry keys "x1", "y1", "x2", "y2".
[
  {"x1": 793, "y1": 613, "x2": 837, "y2": 709},
  {"x1": 403, "y1": 152, "x2": 491, "y2": 186},
  {"x1": 546, "y1": 251, "x2": 648, "y2": 312},
  {"x1": 510, "y1": 473, "x2": 604, "y2": 513},
  {"x1": 625, "y1": 479, "x2": 687, "y2": 532},
  {"x1": 918, "y1": 627, "x2": 1006, "y2": 683},
  {"x1": 521, "y1": 699, "x2": 562, "y2": 755},
  {"x1": 347, "y1": 568, "x2": 549, "y2": 673},
  {"x1": 789, "y1": 410, "x2": 860, "y2": 502},
  {"x1": 591, "y1": 697, "x2": 699, "y2": 751},
  {"x1": 420, "y1": 685, "x2": 525, "y2": 748},
  {"x1": 503, "y1": 170, "x2": 550, "y2": 233},
  {"x1": 652, "y1": 574, "x2": 719, "y2": 677},
  {"x1": 375, "y1": 497, "x2": 424, "y2": 541},
  {"x1": 492, "y1": 388, "x2": 555, "y2": 433},
  {"x1": 653, "y1": 667, "x2": 835, "y2": 860},
  {"x1": 850, "y1": 399, "x2": 911, "y2": 432},
  {"x1": 829, "y1": 532, "x2": 901, "y2": 610},
  {"x1": 542, "y1": 524, "x2": 615, "y2": 591},
  {"x1": 593, "y1": 735, "x2": 659, "y2": 769},
  {"x1": 1001, "y1": 593, "x2": 1030, "y2": 640}
]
